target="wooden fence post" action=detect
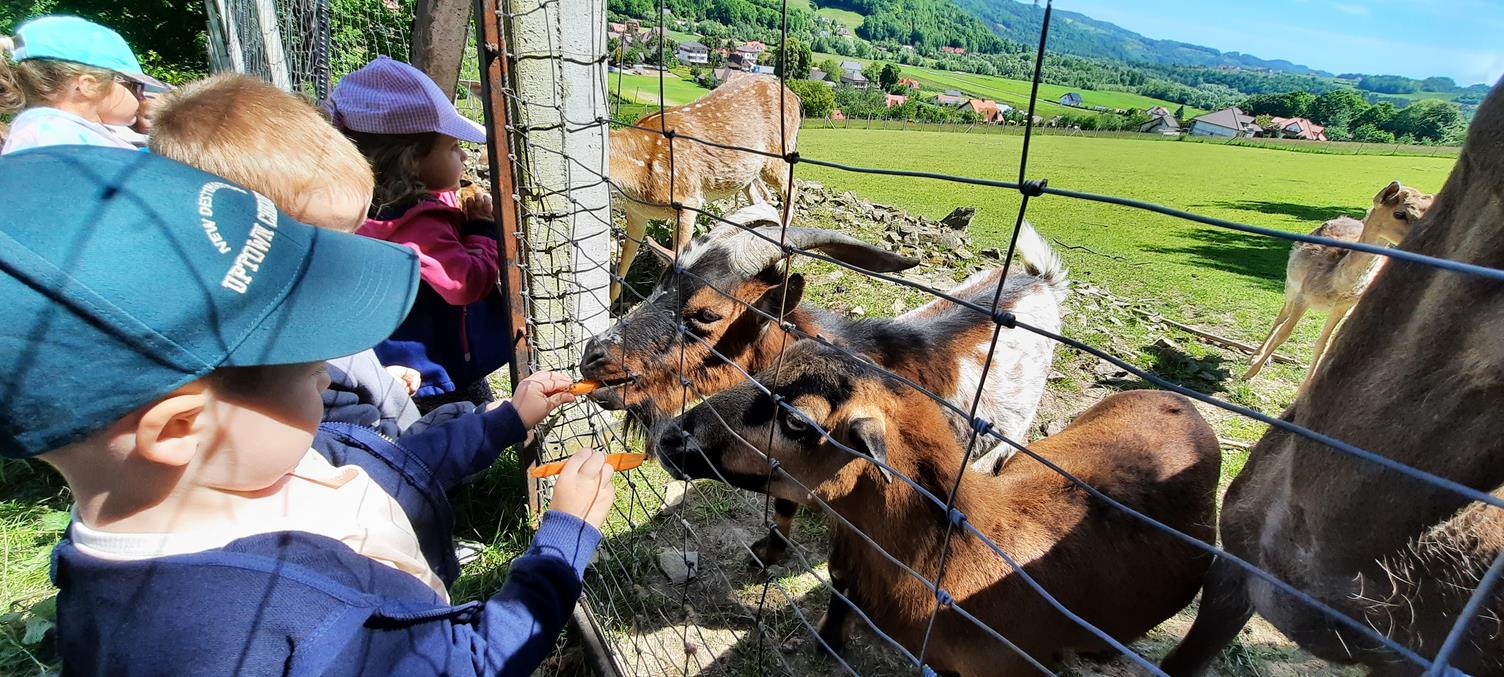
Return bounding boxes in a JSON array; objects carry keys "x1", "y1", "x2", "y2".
[{"x1": 414, "y1": 0, "x2": 473, "y2": 98}]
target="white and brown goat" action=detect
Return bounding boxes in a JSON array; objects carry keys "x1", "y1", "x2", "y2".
[
  {"x1": 655, "y1": 342, "x2": 1220, "y2": 675},
  {"x1": 1242, "y1": 181, "x2": 1433, "y2": 390},
  {"x1": 1162, "y1": 80, "x2": 1504, "y2": 677},
  {"x1": 609, "y1": 74, "x2": 801, "y2": 301},
  {"x1": 580, "y1": 203, "x2": 1069, "y2": 564}
]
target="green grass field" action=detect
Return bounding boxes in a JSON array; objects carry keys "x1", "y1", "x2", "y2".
[
  {"x1": 813, "y1": 52, "x2": 1199, "y2": 117},
  {"x1": 794, "y1": 128, "x2": 1454, "y2": 350},
  {"x1": 608, "y1": 72, "x2": 712, "y2": 107},
  {"x1": 815, "y1": 6, "x2": 864, "y2": 29}
]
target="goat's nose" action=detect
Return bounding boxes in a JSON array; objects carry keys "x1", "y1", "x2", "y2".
[{"x1": 580, "y1": 339, "x2": 610, "y2": 372}]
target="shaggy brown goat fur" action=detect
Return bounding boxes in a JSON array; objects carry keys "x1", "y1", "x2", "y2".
[{"x1": 658, "y1": 342, "x2": 1220, "y2": 675}]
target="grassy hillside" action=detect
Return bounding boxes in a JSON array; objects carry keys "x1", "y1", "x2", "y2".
[
  {"x1": 815, "y1": 6, "x2": 864, "y2": 29},
  {"x1": 794, "y1": 127, "x2": 1454, "y2": 350}
]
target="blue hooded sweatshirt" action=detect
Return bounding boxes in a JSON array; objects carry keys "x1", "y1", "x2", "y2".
[{"x1": 49, "y1": 405, "x2": 601, "y2": 676}]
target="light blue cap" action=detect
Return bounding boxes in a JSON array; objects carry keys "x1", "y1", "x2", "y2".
[{"x1": 12, "y1": 16, "x2": 169, "y2": 92}]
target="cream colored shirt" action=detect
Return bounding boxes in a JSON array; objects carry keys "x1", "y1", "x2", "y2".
[{"x1": 69, "y1": 450, "x2": 448, "y2": 601}]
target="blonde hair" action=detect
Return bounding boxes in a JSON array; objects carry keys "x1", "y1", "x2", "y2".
[
  {"x1": 342, "y1": 130, "x2": 441, "y2": 210},
  {"x1": 0, "y1": 36, "x2": 115, "y2": 114},
  {"x1": 148, "y1": 74, "x2": 374, "y2": 230}
]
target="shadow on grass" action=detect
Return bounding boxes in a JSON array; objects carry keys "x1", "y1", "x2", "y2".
[
  {"x1": 1210, "y1": 200, "x2": 1358, "y2": 224},
  {"x1": 1143, "y1": 226, "x2": 1292, "y2": 293}
]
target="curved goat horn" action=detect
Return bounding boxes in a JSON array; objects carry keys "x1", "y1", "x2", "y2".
[{"x1": 714, "y1": 202, "x2": 920, "y2": 277}]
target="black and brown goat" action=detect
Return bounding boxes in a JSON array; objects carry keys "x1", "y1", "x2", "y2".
[
  {"x1": 580, "y1": 203, "x2": 1069, "y2": 564},
  {"x1": 655, "y1": 342, "x2": 1221, "y2": 675}
]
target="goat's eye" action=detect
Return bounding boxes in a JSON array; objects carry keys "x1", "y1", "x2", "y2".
[
  {"x1": 689, "y1": 308, "x2": 723, "y2": 324},
  {"x1": 1394, "y1": 210, "x2": 1408, "y2": 220},
  {"x1": 780, "y1": 409, "x2": 810, "y2": 434}
]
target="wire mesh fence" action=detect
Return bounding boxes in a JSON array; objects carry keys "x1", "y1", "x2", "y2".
[
  {"x1": 481, "y1": 0, "x2": 1504, "y2": 674},
  {"x1": 208, "y1": 0, "x2": 1504, "y2": 673}
]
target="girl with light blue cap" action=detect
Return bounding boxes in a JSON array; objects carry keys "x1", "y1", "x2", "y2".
[{"x1": 0, "y1": 16, "x2": 168, "y2": 154}]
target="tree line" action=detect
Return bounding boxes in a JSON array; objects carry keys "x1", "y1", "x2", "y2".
[{"x1": 1239, "y1": 89, "x2": 1464, "y2": 144}]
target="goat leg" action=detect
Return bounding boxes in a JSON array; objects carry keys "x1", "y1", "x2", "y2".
[
  {"x1": 817, "y1": 536, "x2": 856, "y2": 659},
  {"x1": 750, "y1": 498, "x2": 797, "y2": 567},
  {"x1": 1160, "y1": 556, "x2": 1254, "y2": 676}
]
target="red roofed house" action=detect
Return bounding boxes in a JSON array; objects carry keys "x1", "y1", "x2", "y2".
[
  {"x1": 1269, "y1": 116, "x2": 1328, "y2": 141},
  {"x1": 940, "y1": 45, "x2": 966, "y2": 55},
  {"x1": 898, "y1": 77, "x2": 920, "y2": 90},
  {"x1": 608, "y1": 22, "x2": 627, "y2": 35},
  {"x1": 831, "y1": 109, "x2": 846, "y2": 121},
  {"x1": 884, "y1": 94, "x2": 908, "y2": 108},
  {"x1": 960, "y1": 98, "x2": 1011, "y2": 123}
]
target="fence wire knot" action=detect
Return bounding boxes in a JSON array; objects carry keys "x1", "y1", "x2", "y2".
[
  {"x1": 1019, "y1": 178, "x2": 1048, "y2": 197},
  {"x1": 921, "y1": 666, "x2": 939, "y2": 677},
  {"x1": 947, "y1": 507, "x2": 968, "y2": 527},
  {"x1": 970, "y1": 418, "x2": 994, "y2": 436},
  {"x1": 785, "y1": 150, "x2": 800, "y2": 164},
  {"x1": 992, "y1": 310, "x2": 1017, "y2": 328},
  {"x1": 935, "y1": 589, "x2": 954, "y2": 608}
]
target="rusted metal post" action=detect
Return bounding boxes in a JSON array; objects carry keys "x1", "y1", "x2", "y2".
[
  {"x1": 473, "y1": 0, "x2": 540, "y2": 512},
  {"x1": 414, "y1": 0, "x2": 473, "y2": 98}
]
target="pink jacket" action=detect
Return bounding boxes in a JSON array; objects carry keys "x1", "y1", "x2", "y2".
[{"x1": 357, "y1": 193, "x2": 499, "y2": 306}]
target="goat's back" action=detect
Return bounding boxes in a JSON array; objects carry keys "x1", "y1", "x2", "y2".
[{"x1": 925, "y1": 391, "x2": 1220, "y2": 673}]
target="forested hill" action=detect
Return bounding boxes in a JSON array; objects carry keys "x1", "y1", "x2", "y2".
[
  {"x1": 822, "y1": 0, "x2": 1009, "y2": 54},
  {"x1": 950, "y1": 0, "x2": 1326, "y2": 74}
]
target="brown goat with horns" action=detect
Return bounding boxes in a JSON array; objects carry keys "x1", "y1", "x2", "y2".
[{"x1": 656, "y1": 341, "x2": 1221, "y2": 675}]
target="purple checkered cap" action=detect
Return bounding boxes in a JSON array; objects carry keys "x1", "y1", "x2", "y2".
[{"x1": 327, "y1": 56, "x2": 485, "y2": 143}]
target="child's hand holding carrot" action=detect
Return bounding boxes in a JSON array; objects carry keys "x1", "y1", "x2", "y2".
[
  {"x1": 496, "y1": 371, "x2": 578, "y2": 427},
  {"x1": 548, "y1": 450, "x2": 616, "y2": 528}
]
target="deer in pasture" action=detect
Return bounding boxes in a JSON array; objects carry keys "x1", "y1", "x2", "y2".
[
  {"x1": 609, "y1": 74, "x2": 801, "y2": 302},
  {"x1": 1242, "y1": 181, "x2": 1433, "y2": 389},
  {"x1": 655, "y1": 342, "x2": 1220, "y2": 675},
  {"x1": 1162, "y1": 81, "x2": 1504, "y2": 677}
]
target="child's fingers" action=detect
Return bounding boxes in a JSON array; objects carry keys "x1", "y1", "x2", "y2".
[
  {"x1": 546, "y1": 392, "x2": 577, "y2": 408},
  {"x1": 528, "y1": 371, "x2": 576, "y2": 394}
]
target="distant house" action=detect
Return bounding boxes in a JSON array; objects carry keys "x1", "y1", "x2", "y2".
[
  {"x1": 897, "y1": 77, "x2": 920, "y2": 90},
  {"x1": 808, "y1": 67, "x2": 829, "y2": 82},
  {"x1": 1138, "y1": 113, "x2": 1180, "y2": 134},
  {"x1": 675, "y1": 41, "x2": 709, "y2": 65},
  {"x1": 624, "y1": 18, "x2": 641, "y2": 30},
  {"x1": 1269, "y1": 116, "x2": 1328, "y2": 141},
  {"x1": 940, "y1": 45, "x2": 966, "y2": 55},
  {"x1": 727, "y1": 53, "x2": 752, "y2": 71},
  {"x1": 899, "y1": 44, "x2": 914, "y2": 51},
  {"x1": 960, "y1": 98, "x2": 1010, "y2": 123},
  {"x1": 741, "y1": 40, "x2": 766, "y2": 53},
  {"x1": 1058, "y1": 92, "x2": 1083, "y2": 107},
  {"x1": 831, "y1": 108, "x2": 846, "y2": 121},
  {"x1": 1190, "y1": 107, "x2": 1257, "y2": 137},
  {"x1": 840, "y1": 70, "x2": 870, "y2": 88},
  {"x1": 884, "y1": 94, "x2": 908, "y2": 108},
  {"x1": 1145, "y1": 105, "x2": 1172, "y2": 119},
  {"x1": 943, "y1": 89, "x2": 962, "y2": 97},
  {"x1": 934, "y1": 93, "x2": 966, "y2": 106},
  {"x1": 839, "y1": 60, "x2": 863, "y2": 73},
  {"x1": 607, "y1": 22, "x2": 627, "y2": 35}
]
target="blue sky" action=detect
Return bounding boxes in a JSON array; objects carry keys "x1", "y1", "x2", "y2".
[{"x1": 1054, "y1": 0, "x2": 1504, "y2": 85}]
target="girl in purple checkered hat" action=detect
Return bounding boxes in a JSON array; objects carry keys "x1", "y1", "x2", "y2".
[{"x1": 328, "y1": 57, "x2": 511, "y2": 411}]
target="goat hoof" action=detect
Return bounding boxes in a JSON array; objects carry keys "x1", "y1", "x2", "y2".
[
  {"x1": 815, "y1": 627, "x2": 847, "y2": 659},
  {"x1": 749, "y1": 535, "x2": 788, "y2": 568}
]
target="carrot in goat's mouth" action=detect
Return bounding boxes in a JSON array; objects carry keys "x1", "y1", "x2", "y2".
[
  {"x1": 528, "y1": 453, "x2": 646, "y2": 478},
  {"x1": 566, "y1": 379, "x2": 603, "y2": 396}
]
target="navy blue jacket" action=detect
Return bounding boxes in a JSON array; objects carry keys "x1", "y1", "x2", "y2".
[{"x1": 51, "y1": 406, "x2": 601, "y2": 676}]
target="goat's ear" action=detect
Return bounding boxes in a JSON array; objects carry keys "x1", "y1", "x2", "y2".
[
  {"x1": 843, "y1": 417, "x2": 893, "y2": 483},
  {"x1": 753, "y1": 272, "x2": 805, "y2": 317},
  {"x1": 1376, "y1": 180, "x2": 1403, "y2": 205}
]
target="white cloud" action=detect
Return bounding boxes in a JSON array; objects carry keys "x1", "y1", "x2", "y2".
[{"x1": 1334, "y1": 3, "x2": 1370, "y2": 15}]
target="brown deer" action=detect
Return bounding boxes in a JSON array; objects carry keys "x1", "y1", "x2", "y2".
[
  {"x1": 655, "y1": 342, "x2": 1220, "y2": 675},
  {"x1": 1242, "y1": 181, "x2": 1433, "y2": 389},
  {"x1": 1162, "y1": 81, "x2": 1504, "y2": 677},
  {"x1": 609, "y1": 74, "x2": 801, "y2": 302}
]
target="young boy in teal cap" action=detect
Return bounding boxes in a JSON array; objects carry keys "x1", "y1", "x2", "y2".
[{"x1": 0, "y1": 146, "x2": 615, "y2": 675}]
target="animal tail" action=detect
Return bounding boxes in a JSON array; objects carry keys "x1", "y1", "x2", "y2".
[{"x1": 1013, "y1": 220, "x2": 1070, "y2": 303}]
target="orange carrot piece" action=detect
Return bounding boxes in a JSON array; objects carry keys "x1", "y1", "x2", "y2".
[
  {"x1": 528, "y1": 452, "x2": 646, "y2": 478},
  {"x1": 566, "y1": 379, "x2": 603, "y2": 396}
]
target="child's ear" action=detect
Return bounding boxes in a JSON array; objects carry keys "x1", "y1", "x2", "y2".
[{"x1": 134, "y1": 394, "x2": 207, "y2": 467}]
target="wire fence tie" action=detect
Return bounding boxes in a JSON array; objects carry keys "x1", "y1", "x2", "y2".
[
  {"x1": 1020, "y1": 178, "x2": 1048, "y2": 197},
  {"x1": 785, "y1": 150, "x2": 801, "y2": 164},
  {"x1": 935, "y1": 588, "x2": 954, "y2": 608},
  {"x1": 993, "y1": 310, "x2": 1016, "y2": 328},
  {"x1": 947, "y1": 507, "x2": 968, "y2": 527},
  {"x1": 969, "y1": 418, "x2": 993, "y2": 436}
]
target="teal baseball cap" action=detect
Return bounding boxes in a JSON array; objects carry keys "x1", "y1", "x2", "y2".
[
  {"x1": 0, "y1": 146, "x2": 422, "y2": 458},
  {"x1": 12, "y1": 16, "x2": 169, "y2": 92}
]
